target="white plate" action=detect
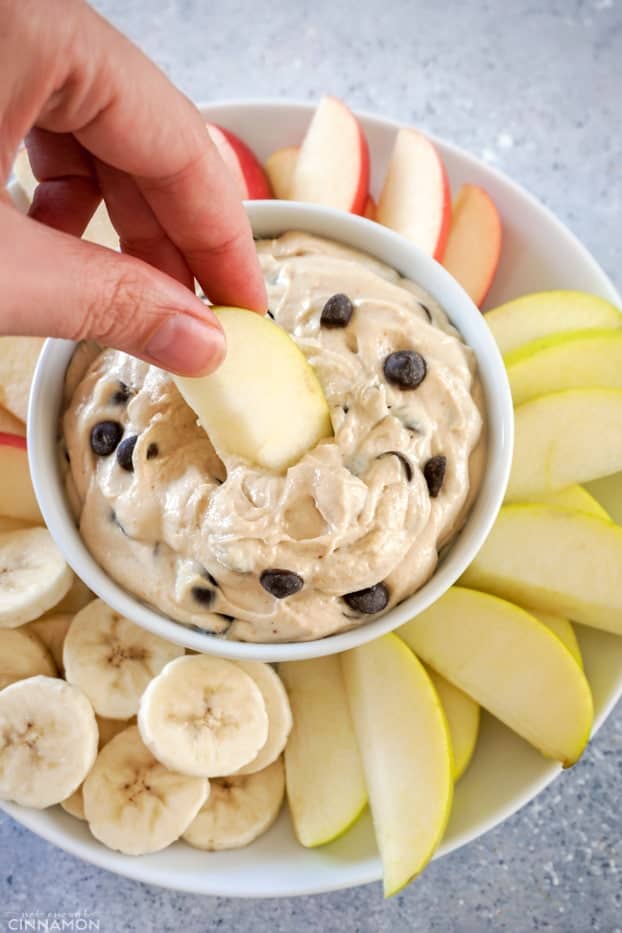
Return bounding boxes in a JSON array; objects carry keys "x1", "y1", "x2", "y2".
[{"x1": 3, "y1": 98, "x2": 622, "y2": 898}]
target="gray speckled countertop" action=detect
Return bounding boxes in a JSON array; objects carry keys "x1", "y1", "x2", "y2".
[{"x1": 2, "y1": 0, "x2": 621, "y2": 930}]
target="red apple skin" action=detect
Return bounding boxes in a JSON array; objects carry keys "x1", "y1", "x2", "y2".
[
  {"x1": 363, "y1": 194, "x2": 377, "y2": 221},
  {"x1": 434, "y1": 161, "x2": 452, "y2": 262},
  {"x1": 348, "y1": 110, "x2": 370, "y2": 216},
  {"x1": 443, "y1": 184, "x2": 502, "y2": 308},
  {"x1": 210, "y1": 124, "x2": 273, "y2": 200},
  {"x1": 0, "y1": 432, "x2": 27, "y2": 451}
]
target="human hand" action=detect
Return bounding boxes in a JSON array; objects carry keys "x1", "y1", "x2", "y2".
[{"x1": 0, "y1": 0, "x2": 267, "y2": 375}]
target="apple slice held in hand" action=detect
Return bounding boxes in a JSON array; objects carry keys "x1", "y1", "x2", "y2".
[
  {"x1": 279, "y1": 656, "x2": 367, "y2": 847},
  {"x1": 341, "y1": 634, "x2": 453, "y2": 897},
  {"x1": 398, "y1": 587, "x2": 593, "y2": 767},
  {"x1": 290, "y1": 96, "x2": 370, "y2": 214},
  {"x1": 486, "y1": 290, "x2": 622, "y2": 354},
  {"x1": 461, "y1": 504, "x2": 622, "y2": 635},
  {"x1": 507, "y1": 387, "x2": 622, "y2": 500},
  {"x1": 0, "y1": 433, "x2": 43, "y2": 523},
  {"x1": 442, "y1": 184, "x2": 502, "y2": 307},
  {"x1": 376, "y1": 128, "x2": 451, "y2": 260},
  {"x1": 174, "y1": 308, "x2": 332, "y2": 472}
]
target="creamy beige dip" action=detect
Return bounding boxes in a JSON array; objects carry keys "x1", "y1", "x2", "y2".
[{"x1": 63, "y1": 232, "x2": 485, "y2": 642}]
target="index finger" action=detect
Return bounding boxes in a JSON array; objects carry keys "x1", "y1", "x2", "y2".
[{"x1": 37, "y1": 2, "x2": 266, "y2": 312}]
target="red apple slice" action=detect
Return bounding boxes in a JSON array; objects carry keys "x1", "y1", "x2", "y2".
[
  {"x1": 0, "y1": 433, "x2": 43, "y2": 523},
  {"x1": 377, "y1": 128, "x2": 451, "y2": 260},
  {"x1": 206, "y1": 123, "x2": 272, "y2": 200},
  {"x1": 290, "y1": 97, "x2": 370, "y2": 215},
  {"x1": 265, "y1": 146, "x2": 299, "y2": 199},
  {"x1": 442, "y1": 184, "x2": 502, "y2": 308},
  {"x1": 363, "y1": 194, "x2": 377, "y2": 221}
]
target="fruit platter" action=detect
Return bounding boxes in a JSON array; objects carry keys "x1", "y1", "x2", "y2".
[{"x1": 1, "y1": 97, "x2": 621, "y2": 898}]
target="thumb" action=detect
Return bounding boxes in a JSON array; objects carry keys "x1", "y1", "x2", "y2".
[{"x1": 0, "y1": 202, "x2": 225, "y2": 376}]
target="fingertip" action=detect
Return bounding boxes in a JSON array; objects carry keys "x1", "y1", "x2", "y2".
[{"x1": 144, "y1": 312, "x2": 226, "y2": 376}]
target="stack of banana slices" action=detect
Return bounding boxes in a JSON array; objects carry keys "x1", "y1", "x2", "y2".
[{"x1": 0, "y1": 552, "x2": 292, "y2": 856}]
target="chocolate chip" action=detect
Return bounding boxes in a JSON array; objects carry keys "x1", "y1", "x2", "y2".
[
  {"x1": 146, "y1": 442, "x2": 159, "y2": 460},
  {"x1": 320, "y1": 293, "x2": 354, "y2": 328},
  {"x1": 343, "y1": 583, "x2": 389, "y2": 614},
  {"x1": 260, "y1": 569, "x2": 304, "y2": 599},
  {"x1": 117, "y1": 435, "x2": 138, "y2": 472},
  {"x1": 266, "y1": 309, "x2": 275, "y2": 320},
  {"x1": 419, "y1": 302, "x2": 432, "y2": 323},
  {"x1": 191, "y1": 586, "x2": 215, "y2": 607},
  {"x1": 342, "y1": 405, "x2": 350, "y2": 414},
  {"x1": 90, "y1": 421, "x2": 123, "y2": 456},
  {"x1": 111, "y1": 381, "x2": 131, "y2": 405},
  {"x1": 377, "y1": 451, "x2": 413, "y2": 482},
  {"x1": 383, "y1": 351, "x2": 427, "y2": 389},
  {"x1": 424, "y1": 455, "x2": 447, "y2": 497}
]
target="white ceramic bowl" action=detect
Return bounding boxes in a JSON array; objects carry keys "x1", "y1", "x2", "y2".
[
  {"x1": 27, "y1": 200, "x2": 513, "y2": 663},
  {"x1": 4, "y1": 99, "x2": 622, "y2": 899}
]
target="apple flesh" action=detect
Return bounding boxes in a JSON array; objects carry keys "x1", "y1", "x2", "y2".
[
  {"x1": 461, "y1": 504, "x2": 622, "y2": 635},
  {"x1": 265, "y1": 146, "x2": 299, "y2": 199},
  {"x1": 442, "y1": 184, "x2": 502, "y2": 307},
  {"x1": 290, "y1": 96, "x2": 369, "y2": 215},
  {"x1": 0, "y1": 407, "x2": 25, "y2": 437},
  {"x1": 376, "y1": 127, "x2": 451, "y2": 260},
  {"x1": 279, "y1": 656, "x2": 367, "y2": 847},
  {"x1": 507, "y1": 387, "x2": 622, "y2": 500},
  {"x1": 0, "y1": 433, "x2": 43, "y2": 523},
  {"x1": 538, "y1": 484, "x2": 610, "y2": 521},
  {"x1": 505, "y1": 328, "x2": 622, "y2": 406},
  {"x1": 425, "y1": 666, "x2": 479, "y2": 781},
  {"x1": 531, "y1": 611, "x2": 583, "y2": 669},
  {"x1": 0, "y1": 336, "x2": 44, "y2": 422},
  {"x1": 585, "y1": 472, "x2": 622, "y2": 525},
  {"x1": 486, "y1": 290, "x2": 622, "y2": 354},
  {"x1": 341, "y1": 634, "x2": 452, "y2": 897},
  {"x1": 206, "y1": 123, "x2": 272, "y2": 200},
  {"x1": 399, "y1": 586, "x2": 593, "y2": 767},
  {"x1": 174, "y1": 307, "x2": 332, "y2": 472}
]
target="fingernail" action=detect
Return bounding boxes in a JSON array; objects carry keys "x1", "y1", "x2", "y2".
[{"x1": 145, "y1": 314, "x2": 226, "y2": 375}]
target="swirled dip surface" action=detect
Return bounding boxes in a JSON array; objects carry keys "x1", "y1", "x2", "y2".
[{"x1": 63, "y1": 233, "x2": 485, "y2": 642}]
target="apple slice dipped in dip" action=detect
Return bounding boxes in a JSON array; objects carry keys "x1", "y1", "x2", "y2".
[{"x1": 63, "y1": 232, "x2": 484, "y2": 642}]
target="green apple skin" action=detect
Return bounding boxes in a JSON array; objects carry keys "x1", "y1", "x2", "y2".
[
  {"x1": 461, "y1": 503, "x2": 622, "y2": 635},
  {"x1": 486, "y1": 290, "x2": 621, "y2": 354},
  {"x1": 279, "y1": 656, "x2": 367, "y2": 848},
  {"x1": 507, "y1": 388, "x2": 622, "y2": 500},
  {"x1": 585, "y1": 473, "x2": 622, "y2": 526},
  {"x1": 174, "y1": 307, "x2": 332, "y2": 473},
  {"x1": 424, "y1": 666, "x2": 480, "y2": 781},
  {"x1": 398, "y1": 586, "x2": 593, "y2": 767},
  {"x1": 535, "y1": 484, "x2": 611, "y2": 521},
  {"x1": 531, "y1": 611, "x2": 583, "y2": 669},
  {"x1": 341, "y1": 634, "x2": 453, "y2": 897},
  {"x1": 505, "y1": 328, "x2": 622, "y2": 406}
]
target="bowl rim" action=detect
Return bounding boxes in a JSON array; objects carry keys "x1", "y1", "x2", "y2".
[{"x1": 27, "y1": 200, "x2": 513, "y2": 662}]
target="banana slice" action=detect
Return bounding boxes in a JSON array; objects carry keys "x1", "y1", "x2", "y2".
[
  {"x1": 63, "y1": 599, "x2": 184, "y2": 719},
  {"x1": 233, "y1": 661, "x2": 292, "y2": 775},
  {"x1": 0, "y1": 628, "x2": 56, "y2": 690},
  {"x1": 82, "y1": 725, "x2": 209, "y2": 854},
  {"x1": 60, "y1": 715, "x2": 136, "y2": 821},
  {"x1": 0, "y1": 675, "x2": 98, "y2": 808},
  {"x1": 0, "y1": 528, "x2": 73, "y2": 627},
  {"x1": 138, "y1": 655, "x2": 269, "y2": 777},
  {"x1": 183, "y1": 757, "x2": 285, "y2": 850},
  {"x1": 26, "y1": 614, "x2": 73, "y2": 672}
]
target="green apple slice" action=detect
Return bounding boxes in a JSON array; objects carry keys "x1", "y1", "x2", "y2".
[
  {"x1": 341, "y1": 634, "x2": 453, "y2": 897},
  {"x1": 585, "y1": 472, "x2": 622, "y2": 525},
  {"x1": 507, "y1": 388, "x2": 622, "y2": 501},
  {"x1": 505, "y1": 329, "x2": 622, "y2": 406},
  {"x1": 461, "y1": 503, "x2": 622, "y2": 635},
  {"x1": 424, "y1": 666, "x2": 480, "y2": 781},
  {"x1": 537, "y1": 484, "x2": 610, "y2": 521},
  {"x1": 279, "y1": 656, "x2": 367, "y2": 848},
  {"x1": 531, "y1": 611, "x2": 583, "y2": 669},
  {"x1": 174, "y1": 307, "x2": 332, "y2": 472},
  {"x1": 398, "y1": 587, "x2": 593, "y2": 767},
  {"x1": 486, "y1": 290, "x2": 621, "y2": 354}
]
